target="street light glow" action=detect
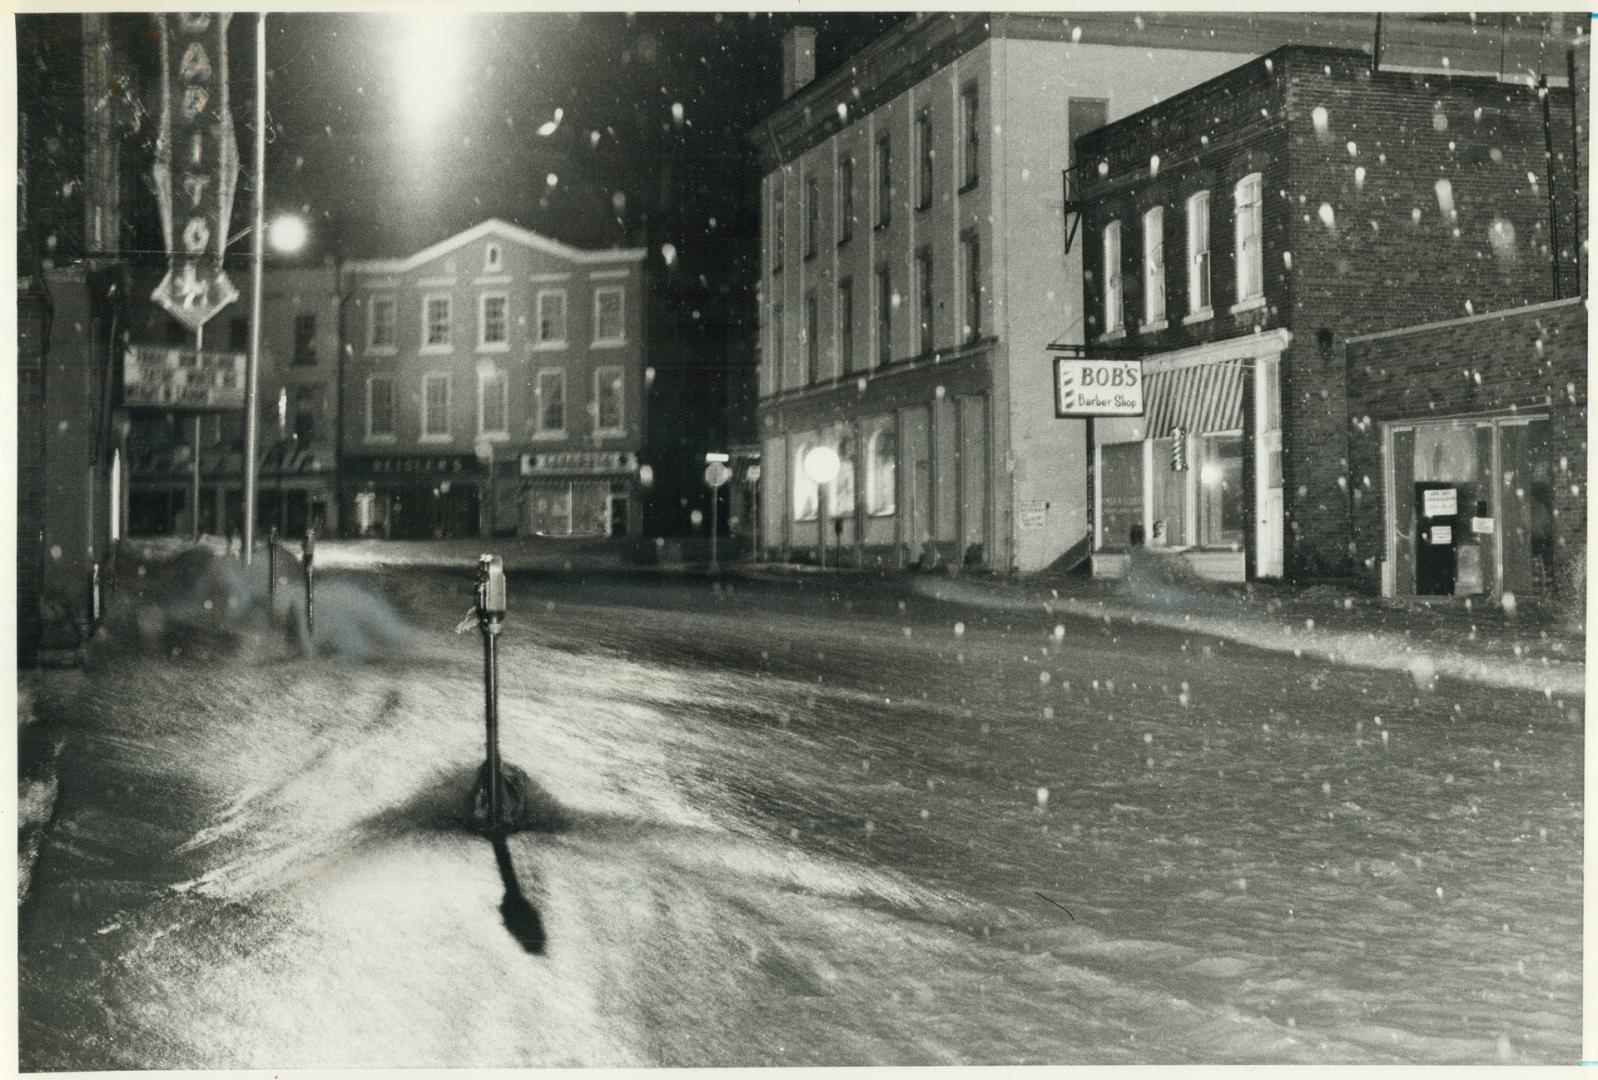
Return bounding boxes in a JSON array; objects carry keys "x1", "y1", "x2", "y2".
[
  {"x1": 268, "y1": 214, "x2": 308, "y2": 254},
  {"x1": 396, "y1": 13, "x2": 467, "y2": 128},
  {"x1": 803, "y1": 445, "x2": 841, "y2": 486}
]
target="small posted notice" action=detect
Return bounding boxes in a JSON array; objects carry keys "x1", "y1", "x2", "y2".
[
  {"x1": 1471, "y1": 517, "x2": 1495, "y2": 534},
  {"x1": 1422, "y1": 488, "x2": 1458, "y2": 518},
  {"x1": 1430, "y1": 525, "x2": 1453, "y2": 545},
  {"x1": 1019, "y1": 500, "x2": 1047, "y2": 529}
]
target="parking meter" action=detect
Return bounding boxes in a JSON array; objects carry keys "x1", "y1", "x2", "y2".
[{"x1": 477, "y1": 554, "x2": 507, "y2": 630}]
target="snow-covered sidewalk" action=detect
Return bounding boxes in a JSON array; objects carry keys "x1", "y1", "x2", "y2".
[{"x1": 914, "y1": 560, "x2": 1584, "y2": 701}]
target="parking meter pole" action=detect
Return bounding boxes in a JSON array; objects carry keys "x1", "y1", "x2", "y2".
[
  {"x1": 268, "y1": 526, "x2": 278, "y2": 604},
  {"x1": 302, "y1": 529, "x2": 315, "y2": 637},
  {"x1": 475, "y1": 554, "x2": 508, "y2": 832},
  {"x1": 484, "y1": 616, "x2": 501, "y2": 828},
  {"x1": 710, "y1": 489, "x2": 718, "y2": 575}
]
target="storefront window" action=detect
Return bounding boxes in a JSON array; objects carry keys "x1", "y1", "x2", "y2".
[
  {"x1": 835, "y1": 434, "x2": 856, "y2": 515},
  {"x1": 793, "y1": 441, "x2": 819, "y2": 521},
  {"x1": 867, "y1": 428, "x2": 896, "y2": 515},
  {"x1": 1198, "y1": 433, "x2": 1244, "y2": 548},
  {"x1": 1099, "y1": 442, "x2": 1143, "y2": 549}
]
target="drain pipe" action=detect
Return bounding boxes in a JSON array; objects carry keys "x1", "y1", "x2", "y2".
[{"x1": 1539, "y1": 75, "x2": 1563, "y2": 298}]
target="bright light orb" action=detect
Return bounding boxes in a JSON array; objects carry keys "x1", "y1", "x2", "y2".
[
  {"x1": 268, "y1": 214, "x2": 308, "y2": 254},
  {"x1": 803, "y1": 445, "x2": 841, "y2": 485}
]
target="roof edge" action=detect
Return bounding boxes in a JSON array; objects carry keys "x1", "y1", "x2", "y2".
[{"x1": 344, "y1": 218, "x2": 646, "y2": 275}]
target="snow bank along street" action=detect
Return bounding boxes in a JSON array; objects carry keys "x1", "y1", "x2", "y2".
[{"x1": 17, "y1": 543, "x2": 1583, "y2": 1068}]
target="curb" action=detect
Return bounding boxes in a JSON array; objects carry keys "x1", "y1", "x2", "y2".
[{"x1": 914, "y1": 576, "x2": 1585, "y2": 699}]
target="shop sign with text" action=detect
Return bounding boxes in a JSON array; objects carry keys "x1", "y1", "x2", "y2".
[
  {"x1": 150, "y1": 12, "x2": 241, "y2": 331},
  {"x1": 1054, "y1": 357, "x2": 1145, "y2": 417}
]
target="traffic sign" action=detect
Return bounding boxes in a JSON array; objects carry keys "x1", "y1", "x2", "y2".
[
  {"x1": 705, "y1": 452, "x2": 730, "y2": 463},
  {"x1": 704, "y1": 462, "x2": 732, "y2": 488}
]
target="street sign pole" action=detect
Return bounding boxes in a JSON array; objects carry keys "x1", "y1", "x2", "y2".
[
  {"x1": 242, "y1": 13, "x2": 266, "y2": 565},
  {"x1": 704, "y1": 456, "x2": 731, "y2": 574},
  {"x1": 190, "y1": 324, "x2": 203, "y2": 540}
]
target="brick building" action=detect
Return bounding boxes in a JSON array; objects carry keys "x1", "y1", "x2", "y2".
[
  {"x1": 340, "y1": 220, "x2": 647, "y2": 539},
  {"x1": 1345, "y1": 297, "x2": 1584, "y2": 601},
  {"x1": 123, "y1": 264, "x2": 342, "y2": 539},
  {"x1": 1074, "y1": 44, "x2": 1578, "y2": 583},
  {"x1": 748, "y1": 13, "x2": 1574, "y2": 574}
]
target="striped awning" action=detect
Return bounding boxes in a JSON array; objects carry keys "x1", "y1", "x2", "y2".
[{"x1": 1144, "y1": 360, "x2": 1246, "y2": 437}]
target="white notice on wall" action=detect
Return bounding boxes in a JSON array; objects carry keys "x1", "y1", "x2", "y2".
[
  {"x1": 1422, "y1": 488, "x2": 1458, "y2": 518},
  {"x1": 1019, "y1": 499, "x2": 1047, "y2": 529},
  {"x1": 1430, "y1": 525, "x2": 1453, "y2": 545},
  {"x1": 1471, "y1": 517, "x2": 1495, "y2": 534}
]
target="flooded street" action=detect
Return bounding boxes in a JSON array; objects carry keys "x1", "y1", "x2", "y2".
[{"x1": 18, "y1": 561, "x2": 1582, "y2": 1067}]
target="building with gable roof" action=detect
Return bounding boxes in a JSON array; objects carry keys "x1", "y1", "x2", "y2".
[{"x1": 340, "y1": 219, "x2": 648, "y2": 539}]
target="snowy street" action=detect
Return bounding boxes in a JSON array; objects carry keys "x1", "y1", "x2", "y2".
[{"x1": 17, "y1": 547, "x2": 1583, "y2": 1067}]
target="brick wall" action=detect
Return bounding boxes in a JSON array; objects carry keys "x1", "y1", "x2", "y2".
[
  {"x1": 17, "y1": 290, "x2": 48, "y2": 663},
  {"x1": 1345, "y1": 297, "x2": 1586, "y2": 598},
  {"x1": 1076, "y1": 45, "x2": 1578, "y2": 580}
]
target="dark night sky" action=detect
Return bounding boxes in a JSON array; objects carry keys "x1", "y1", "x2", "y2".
[{"x1": 260, "y1": 12, "x2": 903, "y2": 262}]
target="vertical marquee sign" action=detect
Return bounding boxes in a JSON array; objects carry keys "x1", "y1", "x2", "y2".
[{"x1": 151, "y1": 13, "x2": 241, "y2": 331}]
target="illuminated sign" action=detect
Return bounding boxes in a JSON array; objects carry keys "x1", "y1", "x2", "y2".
[
  {"x1": 123, "y1": 345, "x2": 245, "y2": 410},
  {"x1": 520, "y1": 450, "x2": 639, "y2": 475},
  {"x1": 150, "y1": 13, "x2": 241, "y2": 330}
]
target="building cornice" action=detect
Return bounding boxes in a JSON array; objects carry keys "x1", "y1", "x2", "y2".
[
  {"x1": 1116, "y1": 327, "x2": 1292, "y2": 373},
  {"x1": 1344, "y1": 296, "x2": 1584, "y2": 346},
  {"x1": 750, "y1": 13, "x2": 1573, "y2": 174},
  {"x1": 344, "y1": 219, "x2": 646, "y2": 276}
]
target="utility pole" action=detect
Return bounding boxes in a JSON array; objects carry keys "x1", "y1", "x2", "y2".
[{"x1": 242, "y1": 12, "x2": 266, "y2": 564}]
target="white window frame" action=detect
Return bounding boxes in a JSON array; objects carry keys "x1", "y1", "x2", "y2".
[
  {"x1": 421, "y1": 372, "x2": 452, "y2": 442},
  {"x1": 1103, "y1": 220, "x2": 1123, "y2": 334},
  {"x1": 866, "y1": 425, "x2": 897, "y2": 516},
  {"x1": 366, "y1": 295, "x2": 398, "y2": 355},
  {"x1": 772, "y1": 178, "x2": 786, "y2": 272},
  {"x1": 960, "y1": 82, "x2": 980, "y2": 190},
  {"x1": 592, "y1": 286, "x2": 626, "y2": 346},
  {"x1": 962, "y1": 232, "x2": 982, "y2": 343},
  {"x1": 365, "y1": 375, "x2": 397, "y2": 442},
  {"x1": 837, "y1": 156, "x2": 854, "y2": 243},
  {"x1": 535, "y1": 288, "x2": 568, "y2": 349},
  {"x1": 534, "y1": 367, "x2": 566, "y2": 438},
  {"x1": 1232, "y1": 172, "x2": 1264, "y2": 311},
  {"x1": 592, "y1": 365, "x2": 625, "y2": 436},
  {"x1": 1185, "y1": 190, "x2": 1212, "y2": 322},
  {"x1": 421, "y1": 293, "x2": 453, "y2": 353},
  {"x1": 477, "y1": 366, "x2": 509, "y2": 439},
  {"x1": 1142, "y1": 205, "x2": 1166, "y2": 329},
  {"x1": 477, "y1": 291, "x2": 510, "y2": 352}
]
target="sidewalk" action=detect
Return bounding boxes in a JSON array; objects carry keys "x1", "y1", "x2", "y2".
[
  {"x1": 115, "y1": 536, "x2": 1586, "y2": 700},
  {"x1": 908, "y1": 552, "x2": 1584, "y2": 700}
]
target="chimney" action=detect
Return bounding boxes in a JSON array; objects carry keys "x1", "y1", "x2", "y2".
[{"x1": 782, "y1": 26, "x2": 817, "y2": 99}]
